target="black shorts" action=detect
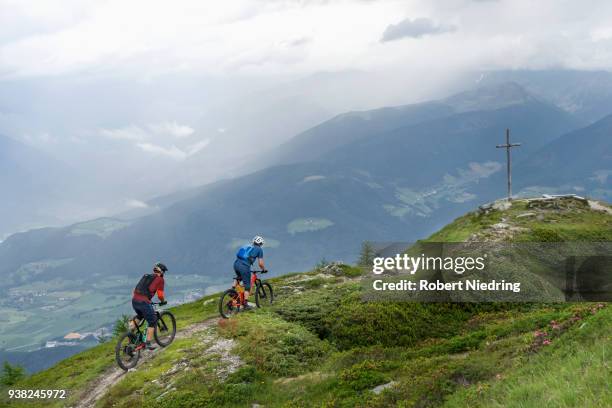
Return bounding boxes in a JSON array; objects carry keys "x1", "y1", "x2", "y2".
[{"x1": 132, "y1": 299, "x2": 157, "y2": 326}]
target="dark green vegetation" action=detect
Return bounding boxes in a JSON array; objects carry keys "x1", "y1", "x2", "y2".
[
  {"x1": 2, "y1": 201, "x2": 610, "y2": 407},
  {"x1": 1, "y1": 362, "x2": 25, "y2": 386}
]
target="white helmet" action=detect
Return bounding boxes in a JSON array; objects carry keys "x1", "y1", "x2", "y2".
[{"x1": 252, "y1": 235, "x2": 265, "y2": 246}]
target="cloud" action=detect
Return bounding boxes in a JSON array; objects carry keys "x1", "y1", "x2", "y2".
[
  {"x1": 2, "y1": 1, "x2": 612, "y2": 79},
  {"x1": 136, "y1": 139, "x2": 210, "y2": 160},
  {"x1": 381, "y1": 18, "x2": 455, "y2": 42},
  {"x1": 100, "y1": 125, "x2": 148, "y2": 141},
  {"x1": 284, "y1": 37, "x2": 312, "y2": 47},
  {"x1": 125, "y1": 199, "x2": 149, "y2": 209},
  {"x1": 149, "y1": 121, "x2": 194, "y2": 138},
  {"x1": 22, "y1": 132, "x2": 56, "y2": 144},
  {"x1": 100, "y1": 122, "x2": 194, "y2": 141},
  {"x1": 185, "y1": 139, "x2": 210, "y2": 155}
]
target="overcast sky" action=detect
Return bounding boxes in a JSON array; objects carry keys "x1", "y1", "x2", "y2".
[
  {"x1": 1, "y1": 0, "x2": 611, "y2": 223},
  {"x1": 2, "y1": 0, "x2": 612, "y2": 80}
]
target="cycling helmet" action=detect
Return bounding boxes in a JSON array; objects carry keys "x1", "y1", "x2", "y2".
[
  {"x1": 154, "y1": 262, "x2": 168, "y2": 273},
  {"x1": 252, "y1": 236, "x2": 265, "y2": 246}
]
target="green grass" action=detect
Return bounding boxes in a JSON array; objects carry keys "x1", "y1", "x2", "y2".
[
  {"x1": 426, "y1": 200, "x2": 612, "y2": 242},
  {"x1": 2, "y1": 200, "x2": 610, "y2": 407},
  {"x1": 443, "y1": 305, "x2": 612, "y2": 408}
]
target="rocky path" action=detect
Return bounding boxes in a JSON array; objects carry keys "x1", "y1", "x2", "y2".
[{"x1": 74, "y1": 318, "x2": 219, "y2": 408}]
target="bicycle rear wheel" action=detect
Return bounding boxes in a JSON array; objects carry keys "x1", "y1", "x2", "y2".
[
  {"x1": 255, "y1": 282, "x2": 274, "y2": 308},
  {"x1": 115, "y1": 332, "x2": 140, "y2": 371},
  {"x1": 154, "y1": 311, "x2": 177, "y2": 347},
  {"x1": 219, "y1": 288, "x2": 241, "y2": 319}
]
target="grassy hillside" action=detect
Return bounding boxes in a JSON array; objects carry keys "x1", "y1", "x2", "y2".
[{"x1": 2, "y1": 199, "x2": 610, "y2": 407}]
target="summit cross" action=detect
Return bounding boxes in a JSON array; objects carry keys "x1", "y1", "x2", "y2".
[{"x1": 496, "y1": 128, "x2": 521, "y2": 201}]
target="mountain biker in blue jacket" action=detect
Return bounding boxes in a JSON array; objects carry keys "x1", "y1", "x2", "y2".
[{"x1": 234, "y1": 236, "x2": 266, "y2": 310}]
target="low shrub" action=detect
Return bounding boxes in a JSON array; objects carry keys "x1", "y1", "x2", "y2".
[
  {"x1": 325, "y1": 294, "x2": 477, "y2": 349},
  {"x1": 219, "y1": 312, "x2": 332, "y2": 377},
  {"x1": 273, "y1": 283, "x2": 359, "y2": 339},
  {"x1": 339, "y1": 360, "x2": 389, "y2": 391}
]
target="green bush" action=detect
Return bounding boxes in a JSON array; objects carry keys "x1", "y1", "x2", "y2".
[
  {"x1": 339, "y1": 360, "x2": 389, "y2": 391},
  {"x1": 530, "y1": 227, "x2": 563, "y2": 242},
  {"x1": 325, "y1": 294, "x2": 478, "y2": 350},
  {"x1": 274, "y1": 283, "x2": 359, "y2": 339},
  {"x1": 1, "y1": 362, "x2": 26, "y2": 386},
  {"x1": 219, "y1": 312, "x2": 332, "y2": 377},
  {"x1": 112, "y1": 314, "x2": 132, "y2": 338},
  {"x1": 155, "y1": 390, "x2": 213, "y2": 408},
  {"x1": 339, "y1": 264, "x2": 364, "y2": 278}
]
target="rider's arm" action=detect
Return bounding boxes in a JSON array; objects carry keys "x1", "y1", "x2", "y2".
[
  {"x1": 157, "y1": 288, "x2": 165, "y2": 302},
  {"x1": 155, "y1": 277, "x2": 166, "y2": 302},
  {"x1": 258, "y1": 258, "x2": 265, "y2": 270}
]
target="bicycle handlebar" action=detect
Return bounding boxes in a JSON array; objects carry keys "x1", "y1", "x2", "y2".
[{"x1": 252, "y1": 270, "x2": 268, "y2": 274}]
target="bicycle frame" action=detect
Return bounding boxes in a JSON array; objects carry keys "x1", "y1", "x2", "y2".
[{"x1": 233, "y1": 271, "x2": 263, "y2": 304}]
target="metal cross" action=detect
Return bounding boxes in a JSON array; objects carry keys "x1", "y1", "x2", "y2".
[{"x1": 496, "y1": 128, "x2": 521, "y2": 201}]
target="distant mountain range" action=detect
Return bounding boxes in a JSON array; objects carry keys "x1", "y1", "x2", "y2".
[
  {"x1": 264, "y1": 81, "x2": 562, "y2": 168},
  {"x1": 0, "y1": 79, "x2": 610, "y2": 364},
  {"x1": 515, "y1": 113, "x2": 612, "y2": 200},
  {"x1": 477, "y1": 69, "x2": 612, "y2": 124},
  {"x1": 0, "y1": 82, "x2": 594, "y2": 279}
]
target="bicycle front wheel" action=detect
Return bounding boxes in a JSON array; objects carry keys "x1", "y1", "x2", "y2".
[
  {"x1": 154, "y1": 311, "x2": 177, "y2": 347},
  {"x1": 255, "y1": 282, "x2": 274, "y2": 308},
  {"x1": 115, "y1": 332, "x2": 140, "y2": 371},
  {"x1": 219, "y1": 289, "x2": 241, "y2": 319}
]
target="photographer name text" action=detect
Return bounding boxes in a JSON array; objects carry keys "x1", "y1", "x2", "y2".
[{"x1": 372, "y1": 279, "x2": 521, "y2": 293}]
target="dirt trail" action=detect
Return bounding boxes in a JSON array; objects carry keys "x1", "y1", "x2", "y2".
[{"x1": 73, "y1": 318, "x2": 218, "y2": 408}]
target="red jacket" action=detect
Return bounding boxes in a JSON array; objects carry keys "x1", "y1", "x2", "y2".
[{"x1": 133, "y1": 275, "x2": 165, "y2": 303}]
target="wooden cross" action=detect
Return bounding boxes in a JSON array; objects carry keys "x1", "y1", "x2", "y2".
[{"x1": 496, "y1": 128, "x2": 521, "y2": 201}]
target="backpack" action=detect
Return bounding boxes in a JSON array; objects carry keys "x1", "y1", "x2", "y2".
[
  {"x1": 236, "y1": 245, "x2": 254, "y2": 263},
  {"x1": 134, "y1": 274, "x2": 156, "y2": 299}
]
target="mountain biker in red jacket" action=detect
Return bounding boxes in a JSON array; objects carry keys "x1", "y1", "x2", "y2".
[{"x1": 131, "y1": 262, "x2": 168, "y2": 350}]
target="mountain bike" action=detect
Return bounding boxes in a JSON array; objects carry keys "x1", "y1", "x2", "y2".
[
  {"x1": 219, "y1": 270, "x2": 274, "y2": 319},
  {"x1": 115, "y1": 302, "x2": 177, "y2": 371}
]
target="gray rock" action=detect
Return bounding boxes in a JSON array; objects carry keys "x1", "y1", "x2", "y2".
[
  {"x1": 492, "y1": 222, "x2": 509, "y2": 230},
  {"x1": 492, "y1": 200, "x2": 512, "y2": 211},
  {"x1": 372, "y1": 381, "x2": 398, "y2": 395}
]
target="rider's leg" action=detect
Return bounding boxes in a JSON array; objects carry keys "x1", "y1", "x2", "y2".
[
  {"x1": 130, "y1": 299, "x2": 144, "y2": 331},
  {"x1": 141, "y1": 303, "x2": 158, "y2": 350},
  {"x1": 240, "y1": 268, "x2": 253, "y2": 306},
  {"x1": 146, "y1": 326, "x2": 155, "y2": 342},
  {"x1": 129, "y1": 317, "x2": 140, "y2": 331}
]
